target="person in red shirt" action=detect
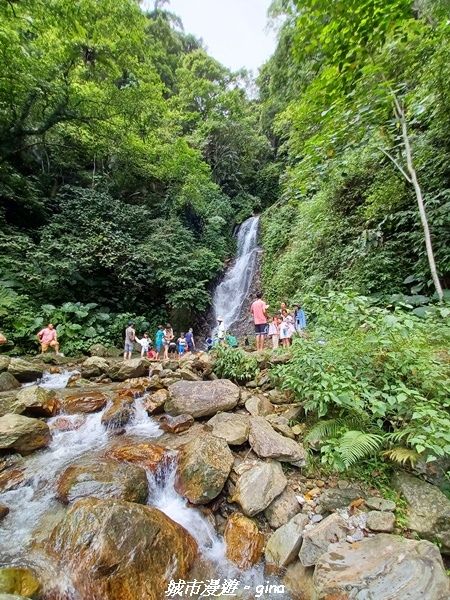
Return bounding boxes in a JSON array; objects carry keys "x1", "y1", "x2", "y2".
[
  {"x1": 37, "y1": 323, "x2": 60, "y2": 355},
  {"x1": 250, "y1": 292, "x2": 268, "y2": 352}
]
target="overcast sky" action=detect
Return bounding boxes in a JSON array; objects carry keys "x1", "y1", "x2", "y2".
[{"x1": 142, "y1": 0, "x2": 277, "y2": 72}]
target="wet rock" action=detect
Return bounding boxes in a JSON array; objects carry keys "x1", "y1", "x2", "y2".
[
  {"x1": 0, "y1": 595, "x2": 31, "y2": 600},
  {"x1": 0, "y1": 357, "x2": 11, "y2": 373},
  {"x1": 56, "y1": 458, "x2": 148, "y2": 504},
  {"x1": 266, "y1": 414, "x2": 295, "y2": 439},
  {"x1": 231, "y1": 461, "x2": 287, "y2": 517},
  {"x1": 0, "y1": 414, "x2": 51, "y2": 454},
  {"x1": 120, "y1": 375, "x2": 163, "y2": 392},
  {"x1": 8, "y1": 359, "x2": 44, "y2": 383},
  {"x1": 365, "y1": 496, "x2": 396, "y2": 512},
  {"x1": 265, "y1": 513, "x2": 309, "y2": 567},
  {"x1": 63, "y1": 391, "x2": 108, "y2": 414},
  {"x1": 106, "y1": 443, "x2": 174, "y2": 474},
  {"x1": 175, "y1": 434, "x2": 233, "y2": 504},
  {"x1": 393, "y1": 472, "x2": 450, "y2": 553},
  {"x1": 299, "y1": 513, "x2": 348, "y2": 567},
  {"x1": 0, "y1": 394, "x2": 21, "y2": 417},
  {"x1": 15, "y1": 386, "x2": 60, "y2": 417},
  {"x1": 0, "y1": 568, "x2": 42, "y2": 600},
  {"x1": 80, "y1": 356, "x2": 109, "y2": 379},
  {"x1": 245, "y1": 395, "x2": 274, "y2": 417},
  {"x1": 0, "y1": 372, "x2": 20, "y2": 392},
  {"x1": 264, "y1": 486, "x2": 301, "y2": 529},
  {"x1": 142, "y1": 389, "x2": 169, "y2": 414},
  {"x1": 47, "y1": 497, "x2": 197, "y2": 600},
  {"x1": 207, "y1": 413, "x2": 250, "y2": 445},
  {"x1": 283, "y1": 561, "x2": 315, "y2": 600},
  {"x1": 224, "y1": 512, "x2": 265, "y2": 570},
  {"x1": 314, "y1": 534, "x2": 450, "y2": 600},
  {"x1": 50, "y1": 417, "x2": 85, "y2": 432},
  {"x1": 89, "y1": 343, "x2": 109, "y2": 357},
  {"x1": 0, "y1": 505, "x2": 9, "y2": 520},
  {"x1": 108, "y1": 358, "x2": 150, "y2": 382},
  {"x1": 165, "y1": 379, "x2": 240, "y2": 418},
  {"x1": 159, "y1": 414, "x2": 194, "y2": 434},
  {"x1": 0, "y1": 468, "x2": 26, "y2": 493},
  {"x1": 249, "y1": 416, "x2": 307, "y2": 467},
  {"x1": 319, "y1": 487, "x2": 365, "y2": 512},
  {"x1": 366, "y1": 510, "x2": 395, "y2": 532},
  {"x1": 101, "y1": 396, "x2": 135, "y2": 430}
]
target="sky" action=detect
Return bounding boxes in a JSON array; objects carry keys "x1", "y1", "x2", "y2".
[{"x1": 143, "y1": 0, "x2": 277, "y2": 72}]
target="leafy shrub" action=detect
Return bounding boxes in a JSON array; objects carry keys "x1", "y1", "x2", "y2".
[{"x1": 213, "y1": 346, "x2": 260, "y2": 384}]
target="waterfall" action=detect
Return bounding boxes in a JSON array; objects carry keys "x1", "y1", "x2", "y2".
[{"x1": 212, "y1": 216, "x2": 260, "y2": 332}]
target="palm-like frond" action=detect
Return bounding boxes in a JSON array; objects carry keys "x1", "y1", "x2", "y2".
[
  {"x1": 381, "y1": 447, "x2": 420, "y2": 467},
  {"x1": 337, "y1": 430, "x2": 385, "y2": 468},
  {"x1": 305, "y1": 409, "x2": 374, "y2": 444}
]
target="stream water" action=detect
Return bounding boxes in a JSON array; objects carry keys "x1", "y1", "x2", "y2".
[
  {"x1": 212, "y1": 216, "x2": 260, "y2": 332},
  {"x1": 0, "y1": 372, "x2": 291, "y2": 599}
]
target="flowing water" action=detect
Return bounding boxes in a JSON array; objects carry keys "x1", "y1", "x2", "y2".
[
  {"x1": 212, "y1": 216, "x2": 260, "y2": 332},
  {"x1": 0, "y1": 373, "x2": 290, "y2": 599}
]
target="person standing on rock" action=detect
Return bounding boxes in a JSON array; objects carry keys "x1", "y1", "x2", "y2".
[
  {"x1": 154, "y1": 325, "x2": 164, "y2": 360},
  {"x1": 217, "y1": 316, "x2": 226, "y2": 345},
  {"x1": 185, "y1": 327, "x2": 195, "y2": 353},
  {"x1": 162, "y1": 324, "x2": 174, "y2": 360},
  {"x1": 123, "y1": 321, "x2": 135, "y2": 360},
  {"x1": 293, "y1": 302, "x2": 306, "y2": 332},
  {"x1": 251, "y1": 292, "x2": 268, "y2": 352},
  {"x1": 37, "y1": 323, "x2": 60, "y2": 355}
]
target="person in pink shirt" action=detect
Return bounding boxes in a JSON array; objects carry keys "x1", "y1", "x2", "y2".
[
  {"x1": 250, "y1": 292, "x2": 268, "y2": 352},
  {"x1": 37, "y1": 323, "x2": 60, "y2": 355}
]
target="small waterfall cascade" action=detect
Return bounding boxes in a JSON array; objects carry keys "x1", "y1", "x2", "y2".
[{"x1": 212, "y1": 216, "x2": 260, "y2": 332}]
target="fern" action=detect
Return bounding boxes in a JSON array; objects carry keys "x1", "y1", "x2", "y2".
[
  {"x1": 382, "y1": 447, "x2": 420, "y2": 466},
  {"x1": 306, "y1": 410, "x2": 374, "y2": 444},
  {"x1": 337, "y1": 430, "x2": 385, "y2": 468}
]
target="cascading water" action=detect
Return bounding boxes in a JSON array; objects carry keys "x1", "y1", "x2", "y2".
[{"x1": 212, "y1": 216, "x2": 260, "y2": 332}]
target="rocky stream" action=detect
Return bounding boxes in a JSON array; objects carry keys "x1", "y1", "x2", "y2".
[{"x1": 0, "y1": 350, "x2": 450, "y2": 600}]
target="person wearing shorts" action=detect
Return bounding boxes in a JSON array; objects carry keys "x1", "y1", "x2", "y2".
[
  {"x1": 124, "y1": 321, "x2": 136, "y2": 360},
  {"x1": 251, "y1": 292, "x2": 268, "y2": 352},
  {"x1": 37, "y1": 323, "x2": 60, "y2": 355},
  {"x1": 155, "y1": 325, "x2": 164, "y2": 360}
]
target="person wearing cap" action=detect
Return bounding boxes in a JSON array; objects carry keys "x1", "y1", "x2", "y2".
[
  {"x1": 217, "y1": 316, "x2": 226, "y2": 345},
  {"x1": 124, "y1": 321, "x2": 136, "y2": 360},
  {"x1": 293, "y1": 303, "x2": 306, "y2": 332}
]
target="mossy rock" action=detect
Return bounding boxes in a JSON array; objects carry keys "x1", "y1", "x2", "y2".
[{"x1": 0, "y1": 567, "x2": 42, "y2": 600}]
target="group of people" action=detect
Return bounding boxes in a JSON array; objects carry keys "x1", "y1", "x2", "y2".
[
  {"x1": 250, "y1": 293, "x2": 306, "y2": 350},
  {"x1": 124, "y1": 322, "x2": 196, "y2": 361}
]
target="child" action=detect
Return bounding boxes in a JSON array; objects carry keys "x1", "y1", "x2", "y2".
[
  {"x1": 135, "y1": 332, "x2": 152, "y2": 358},
  {"x1": 279, "y1": 315, "x2": 293, "y2": 348},
  {"x1": 205, "y1": 336, "x2": 213, "y2": 352},
  {"x1": 267, "y1": 315, "x2": 279, "y2": 349},
  {"x1": 177, "y1": 333, "x2": 187, "y2": 357},
  {"x1": 155, "y1": 325, "x2": 164, "y2": 360}
]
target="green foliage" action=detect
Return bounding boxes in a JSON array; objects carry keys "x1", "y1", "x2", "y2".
[
  {"x1": 213, "y1": 346, "x2": 260, "y2": 384},
  {"x1": 273, "y1": 292, "x2": 450, "y2": 469}
]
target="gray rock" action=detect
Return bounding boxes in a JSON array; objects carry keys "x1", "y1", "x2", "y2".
[
  {"x1": 0, "y1": 372, "x2": 20, "y2": 392},
  {"x1": 264, "y1": 486, "x2": 301, "y2": 529},
  {"x1": 265, "y1": 513, "x2": 309, "y2": 567},
  {"x1": 165, "y1": 380, "x2": 240, "y2": 418},
  {"x1": 0, "y1": 394, "x2": 21, "y2": 417},
  {"x1": 89, "y1": 343, "x2": 109, "y2": 357},
  {"x1": 15, "y1": 385, "x2": 60, "y2": 417},
  {"x1": 245, "y1": 395, "x2": 274, "y2": 417},
  {"x1": 81, "y1": 356, "x2": 110, "y2": 379},
  {"x1": 366, "y1": 510, "x2": 395, "y2": 532},
  {"x1": 175, "y1": 434, "x2": 234, "y2": 504},
  {"x1": 179, "y1": 369, "x2": 201, "y2": 382},
  {"x1": 0, "y1": 413, "x2": 51, "y2": 454},
  {"x1": 314, "y1": 534, "x2": 450, "y2": 600},
  {"x1": 365, "y1": 496, "x2": 396, "y2": 512},
  {"x1": 8, "y1": 358, "x2": 44, "y2": 383},
  {"x1": 282, "y1": 405, "x2": 303, "y2": 421},
  {"x1": 319, "y1": 487, "x2": 364, "y2": 512},
  {"x1": 266, "y1": 389, "x2": 292, "y2": 405},
  {"x1": 0, "y1": 357, "x2": 11, "y2": 373},
  {"x1": 159, "y1": 414, "x2": 194, "y2": 434},
  {"x1": 249, "y1": 416, "x2": 307, "y2": 467},
  {"x1": 283, "y1": 561, "x2": 315, "y2": 600},
  {"x1": 108, "y1": 358, "x2": 150, "y2": 382},
  {"x1": 207, "y1": 413, "x2": 250, "y2": 445},
  {"x1": 265, "y1": 414, "x2": 295, "y2": 439},
  {"x1": 162, "y1": 360, "x2": 179, "y2": 371},
  {"x1": 231, "y1": 461, "x2": 287, "y2": 517},
  {"x1": 299, "y1": 513, "x2": 348, "y2": 567},
  {"x1": 393, "y1": 472, "x2": 450, "y2": 553}
]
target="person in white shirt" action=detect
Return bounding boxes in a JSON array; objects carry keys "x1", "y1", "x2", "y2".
[{"x1": 217, "y1": 316, "x2": 226, "y2": 345}]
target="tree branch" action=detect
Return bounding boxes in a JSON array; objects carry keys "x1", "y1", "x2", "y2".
[{"x1": 377, "y1": 146, "x2": 412, "y2": 183}]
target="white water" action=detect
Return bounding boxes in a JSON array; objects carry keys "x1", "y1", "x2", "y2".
[{"x1": 213, "y1": 215, "x2": 260, "y2": 332}]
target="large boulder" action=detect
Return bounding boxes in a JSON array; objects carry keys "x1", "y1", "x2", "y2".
[
  {"x1": 0, "y1": 372, "x2": 20, "y2": 392},
  {"x1": 7, "y1": 359, "x2": 44, "y2": 383},
  {"x1": 314, "y1": 534, "x2": 450, "y2": 600},
  {"x1": 175, "y1": 434, "x2": 233, "y2": 504},
  {"x1": 165, "y1": 380, "x2": 240, "y2": 418},
  {"x1": 15, "y1": 386, "x2": 60, "y2": 417},
  {"x1": 56, "y1": 458, "x2": 148, "y2": 504},
  {"x1": 231, "y1": 461, "x2": 287, "y2": 517},
  {"x1": 0, "y1": 394, "x2": 21, "y2": 417},
  {"x1": 108, "y1": 358, "x2": 150, "y2": 382},
  {"x1": 207, "y1": 413, "x2": 250, "y2": 445},
  {"x1": 393, "y1": 472, "x2": 450, "y2": 553},
  {"x1": 299, "y1": 513, "x2": 348, "y2": 567},
  {"x1": 46, "y1": 497, "x2": 197, "y2": 600},
  {"x1": 0, "y1": 414, "x2": 50, "y2": 454},
  {"x1": 249, "y1": 417, "x2": 307, "y2": 467},
  {"x1": 224, "y1": 512, "x2": 265, "y2": 570},
  {"x1": 80, "y1": 356, "x2": 110, "y2": 379},
  {"x1": 265, "y1": 513, "x2": 309, "y2": 568},
  {"x1": 0, "y1": 568, "x2": 42, "y2": 600},
  {"x1": 63, "y1": 391, "x2": 108, "y2": 414},
  {"x1": 106, "y1": 443, "x2": 174, "y2": 474}
]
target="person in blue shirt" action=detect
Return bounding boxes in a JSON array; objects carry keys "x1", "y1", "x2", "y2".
[
  {"x1": 293, "y1": 303, "x2": 306, "y2": 332},
  {"x1": 185, "y1": 328, "x2": 195, "y2": 353},
  {"x1": 205, "y1": 336, "x2": 213, "y2": 352},
  {"x1": 154, "y1": 325, "x2": 164, "y2": 360}
]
